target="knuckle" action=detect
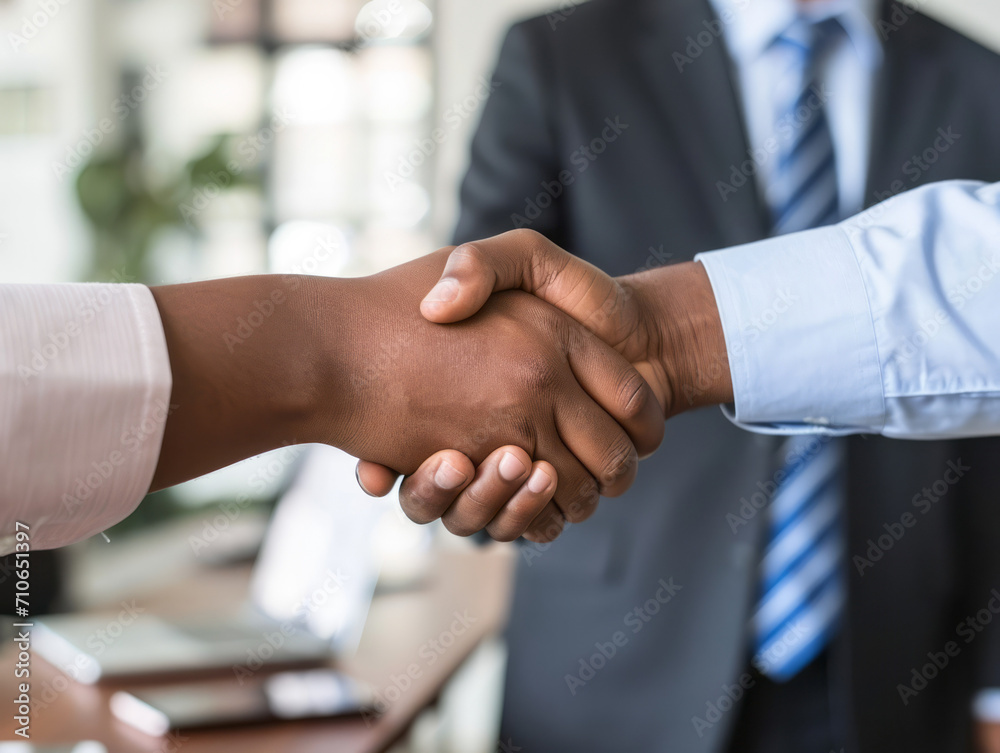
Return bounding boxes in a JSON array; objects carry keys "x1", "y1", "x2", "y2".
[
  {"x1": 489, "y1": 499, "x2": 544, "y2": 542},
  {"x1": 442, "y1": 516, "x2": 477, "y2": 538},
  {"x1": 481, "y1": 408, "x2": 534, "y2": 453},
  {"x1": 601, "y1": 435, "x2": 638, "y2": 490},
  {"x1": 450, "y1": 241, "x2": 484, "y2": 267},
  {"x1": 400, "y1": 487, "x2": 444, "y2": 525},
  {"x1": 461, "y1": 485, "x2": 500, "y2": 517},
  {"x1": 485, "y1": 521, "x2": 520, "y2": 543},
  {"x1": 505, "y1": 227, "x2": 545, "y2": 251},
  {"x1": 617, "y1": 368, "x2": 651, "y2": 421},
  {"x1": 442, "y1": 487, "x2": 501, "y2": 536},
  {"x1": 400, "y1": 499, "x2": 441, "y2": 525},
  {"x1": 561, "y1": 478, "x2": 600, "y2": 523},
  {"x1": 516, "y1": 354, "x2": 562, "y2": 395},
  {"x1": 527, "y1": 513, "x2": 564, "y2": 543}
]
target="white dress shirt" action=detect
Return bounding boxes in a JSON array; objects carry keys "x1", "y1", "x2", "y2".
[
  {"x1": 0, "y1": 284, "x2": 172, "y2": 554},
  {"x1": 707, "y1": 0, "x2": 881, "y2": 219},
  {"x1": 697, "y1": 179, "x2": 1000, "y2": 440}
]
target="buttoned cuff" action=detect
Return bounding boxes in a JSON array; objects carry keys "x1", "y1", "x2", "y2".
[{"x1": 695, "y1": 225, "x2": 884, "y2": 435}]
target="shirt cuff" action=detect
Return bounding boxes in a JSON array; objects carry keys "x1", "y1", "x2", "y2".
[
  {"x1": 695, "y1": 225, "x2": 884, "y2": 435},
  {"x1": 974, "y1": 689, "x2": 1000, "y2": 723},
  {"x1": 0, "y1": 284, "x2": 172, "y2": 554}
]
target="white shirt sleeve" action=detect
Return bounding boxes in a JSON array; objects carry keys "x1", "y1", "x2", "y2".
[
  {"x1": 695, "y1": 179, "x2": 1000, "y2": 439},
  {"x1": 0, "y1": 284, "x2": 172, "y2": 554}
]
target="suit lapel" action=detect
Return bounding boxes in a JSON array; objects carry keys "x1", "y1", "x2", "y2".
[{"x1": 635, "y1": 0, "x2": 770, "y2": 247}]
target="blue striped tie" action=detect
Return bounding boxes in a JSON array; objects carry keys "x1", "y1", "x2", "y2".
[
  {"x1": 750, "y1": 16, "x2": 847, "y2": 682},
  {"x1": 766, "y1": 17, "x2": 842, "y2": 234}
]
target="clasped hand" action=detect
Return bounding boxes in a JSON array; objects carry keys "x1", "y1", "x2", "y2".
[{"x1": 351, "y1": 229, "x2": 730, "y2": 543}]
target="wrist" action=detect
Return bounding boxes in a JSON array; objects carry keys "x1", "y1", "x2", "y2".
[
  {"x1": 624, "y1": 261, "x2": 733, "y2": 418},
  {"x1": 150, "y1": 274, "x2": 334, "y2": 488},
  {"x1": 292, "y1": 274, "x2": 375, "y2": 451}
]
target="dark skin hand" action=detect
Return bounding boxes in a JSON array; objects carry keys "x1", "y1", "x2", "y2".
[
  {"x1": 358, "y1": 229, "x2": 733, "y2": 534},
  {"x1": 148, "y1": 245, "x2": 663, "y2": 542},
  {"x1": 978, "y1": 720, "x2": 1000, "y2": 753}
]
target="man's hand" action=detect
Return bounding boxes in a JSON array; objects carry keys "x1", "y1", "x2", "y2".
[
  {"x1": 152, "y1": 245, "x2": 663, "y2": 543},
  {"x1": 358, "y1": 444, "x2": 564, "y2": 542},
  {"x1": 419, "y1": 229, "x2": 733, "y2": 416},
  {"x1": 357, "y1": 229, "x2": 731, "y2": 540}
]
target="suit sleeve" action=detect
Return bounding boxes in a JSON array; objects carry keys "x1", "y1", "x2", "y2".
[{"x1": 453, "y1": 21, "x2": 566, "y2": 246}]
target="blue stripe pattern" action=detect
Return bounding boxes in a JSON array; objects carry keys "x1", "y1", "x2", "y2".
[
  {"x1": 766, "y1": 17, "x2": 844, "y2": 235},
  {"x1": 752, "y1": 435, "x2": 846, "y2": 681},
  {"x1": 751, "y1": 16, "x2": 847, "y2": 682}
]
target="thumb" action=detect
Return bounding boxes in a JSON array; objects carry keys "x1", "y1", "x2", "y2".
[{"x1": 420, "y1": 230, "x2": 618, "y2": 333}]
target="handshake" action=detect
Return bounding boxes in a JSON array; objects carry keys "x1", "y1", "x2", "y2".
[
  {"x1": 339, "y1": 229, "x2": 734, "y2": 543},
  {"x1": 152, "y1": 229, "x2": 734, "y2": 545}
]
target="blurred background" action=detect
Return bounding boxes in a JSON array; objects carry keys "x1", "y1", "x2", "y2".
[{"x1": 1, "y1": 0, "x2": 1000, "y2": 751}]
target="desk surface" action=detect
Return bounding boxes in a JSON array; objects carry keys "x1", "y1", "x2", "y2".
[{"x1": 1, "y1": 545, "x2": 514, "y2": 752}]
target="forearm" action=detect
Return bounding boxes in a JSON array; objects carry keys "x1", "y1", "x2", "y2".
[{"x1": 148, "y1": 274, "x2": 350, "y2": 489}]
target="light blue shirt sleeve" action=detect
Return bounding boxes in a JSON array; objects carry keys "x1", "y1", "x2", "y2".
[{"x1": 696, "y1": 179, "x2": 1000, "y2": 439}]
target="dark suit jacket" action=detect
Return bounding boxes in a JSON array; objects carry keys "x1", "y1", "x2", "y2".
[{"x1": 454, "y1": 1, "x2": 1000, "y2": 751}]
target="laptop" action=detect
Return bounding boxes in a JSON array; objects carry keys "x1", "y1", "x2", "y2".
[{"x1": 34, "y1": 446, "x2": 388, "y2": 684}]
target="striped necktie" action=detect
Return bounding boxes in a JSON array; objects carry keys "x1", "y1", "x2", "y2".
[{"x1": 750, "y1": 16, "x2": 847, "y2": 682}]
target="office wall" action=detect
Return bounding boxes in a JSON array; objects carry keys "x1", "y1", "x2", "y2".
[{"x1": 431, "y1": 0, "x2": 1000, "y2": 243}]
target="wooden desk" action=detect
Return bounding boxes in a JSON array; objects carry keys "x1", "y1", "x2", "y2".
[{"x1": 0, "y1": 545, "x2": 514, "y2": 752}]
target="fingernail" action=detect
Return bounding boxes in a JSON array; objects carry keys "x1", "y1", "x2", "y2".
[
  {"x1": 424, "y1": 278, "x2": 459, "y2": 304},
  {"x1": 356, "y1": 465, "x2": 375, "y2": 497},
  {"x1": 527, "y1": 467, "x2": 552, "y2": 494},
  {"x1": 498, "y1": 452, "x2": 527, "y2": 482},
  {"x1": 434, "y1": 459, "x2": 468, "y2": 490}
]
